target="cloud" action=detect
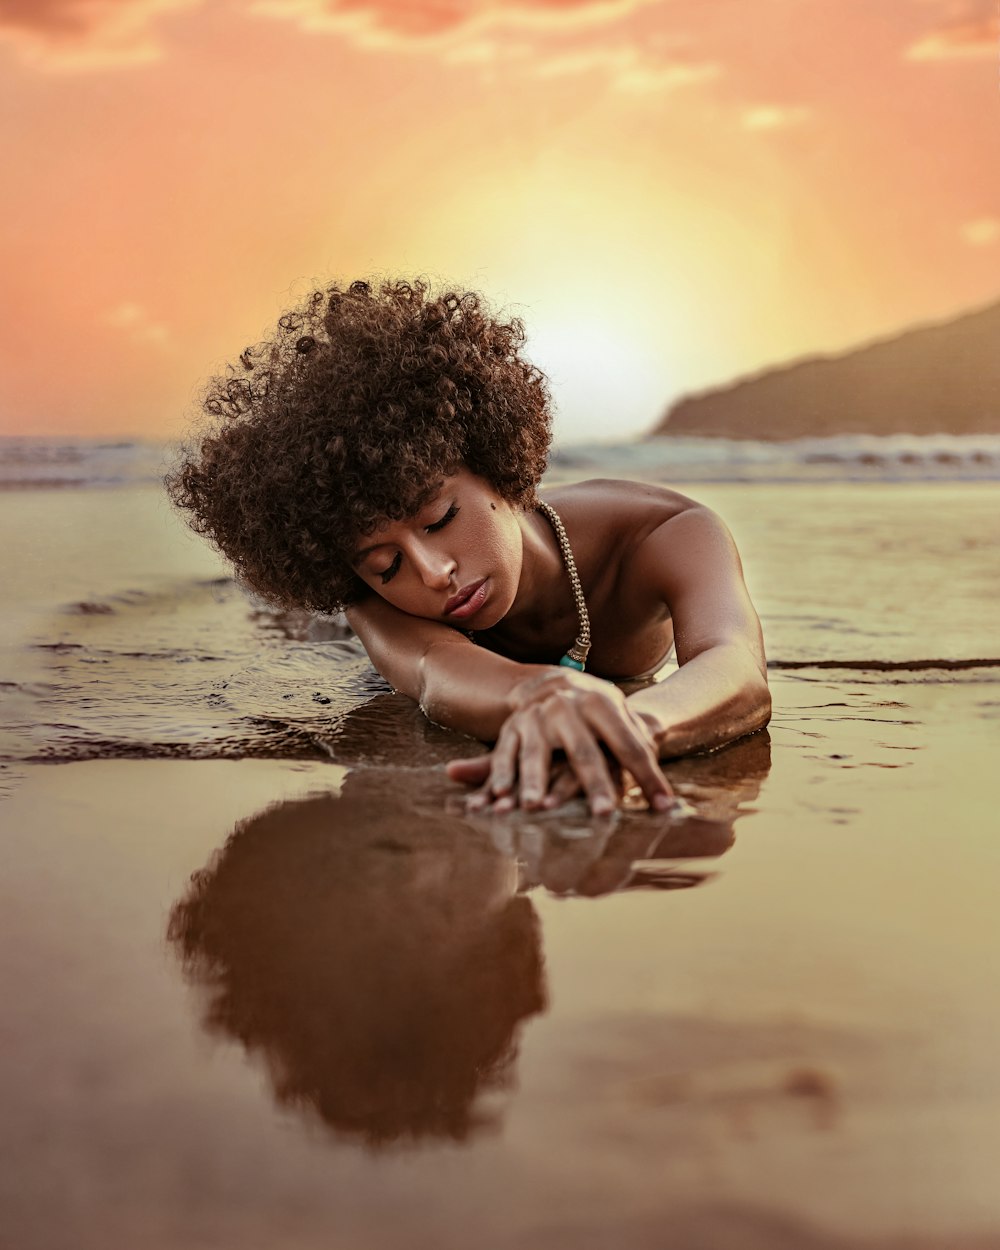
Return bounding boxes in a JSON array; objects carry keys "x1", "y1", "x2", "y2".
[
  {"x1": 104, "y1": 302, "x2": 173, "y2": 348},
  {"x1": 533, "y1": 45, "x2": 720, "y2": 92},
  {"x1": 247, "y1": 0, "x2": 666, "y2": 52},
  {"x1": 741, "y1": 105, "x2": 813, "y2": 131},
  {"x1": 961, "y1": 217, "x2": 1000, "y2": 245},
  {"x1": 247, "y1": 0, "x2": 717, "y2": 95},
  {"x1": 0, "y1": 0, "x2": 201, "y2": 71},
  {"x1": 0, "y1": 0, "x2": 675, "y2": 73},
  {"x1": 904, "y1": 11, "x2": 998, "y2": 61}
]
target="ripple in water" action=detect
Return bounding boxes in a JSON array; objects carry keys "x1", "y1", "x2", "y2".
[{"x1": 1, "y1": 577, "x2": 410, "y2": 764}]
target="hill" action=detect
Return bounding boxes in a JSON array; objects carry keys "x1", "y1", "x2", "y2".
[{"x1": 650, "y1": 298, "x2": 1000, "y2": 439}]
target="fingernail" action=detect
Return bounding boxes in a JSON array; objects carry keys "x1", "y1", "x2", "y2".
[
  {"x1": 653, "y1": 794, "x2": 672, "y2": 811},
  {"x1": 593, "y1": 796, "x2": 613, "y2": 815}
]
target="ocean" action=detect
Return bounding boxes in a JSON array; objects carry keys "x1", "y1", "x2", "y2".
[{"x1": 3, "y1": 431, "x2": 1000, "y2": 491}]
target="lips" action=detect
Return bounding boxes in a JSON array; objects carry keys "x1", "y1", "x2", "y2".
[{"x1": 445, "y1": 577, "x2": 489, "y2": 621}]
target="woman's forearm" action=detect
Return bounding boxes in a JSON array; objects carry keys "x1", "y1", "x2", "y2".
[
  {"x1": 627, "y1": 642, "x2": 771, "y2": 758},
  {"x1": 417, "y1": 641, "x2": 552, "y2": 741},
  {"x1": 417, "y1": 638, "x2": 770, "y2": 759}
]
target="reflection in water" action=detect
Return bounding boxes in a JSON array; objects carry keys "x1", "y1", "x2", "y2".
[
  {"x1": 473, "y1": 730, "x2": 771, "y2": 897},
  {"x1": 169, "y1": 733, "x2": 770, "y2": 1150},
  {"x1": 170, "y1": 770, "x2": 544, "y2": 1149}
]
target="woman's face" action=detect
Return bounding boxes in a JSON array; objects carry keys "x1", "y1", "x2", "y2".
[{"x1": 351, "y1": 469, "x2": 525, "y2": 629}]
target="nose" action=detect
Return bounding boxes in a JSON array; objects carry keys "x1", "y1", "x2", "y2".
[{"x1": 410, "y1": 542, "x2": 457, "y2": 590}]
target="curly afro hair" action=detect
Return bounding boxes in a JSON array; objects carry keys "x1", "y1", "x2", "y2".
[{"x1": 165, "y1": 278, "x2": 553, "y2": 613}]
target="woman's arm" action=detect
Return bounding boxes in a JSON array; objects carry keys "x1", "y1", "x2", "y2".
[
  {"x1": 346, "y1": 595, "x2": 546, "y2": 740},
  {"x1": 626, "y1": 505, "x2": 771, "y2": 755},
  {"x1": 346, "y1": 594, "x2": 673, "y2": 809}
]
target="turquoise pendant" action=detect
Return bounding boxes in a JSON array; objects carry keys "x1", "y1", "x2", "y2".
[{"x1": 559, "y1": 654, "x2": 585, "y2": 671}]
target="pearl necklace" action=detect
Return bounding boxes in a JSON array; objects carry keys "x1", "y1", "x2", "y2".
[{"x1": 537, "y1": 500, "x2": 592, "y2": 671}]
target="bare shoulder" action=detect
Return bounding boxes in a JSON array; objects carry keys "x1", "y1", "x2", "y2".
[
  {"x1": 628, "y1": 496, "x2": 743, "y2": 587},
  {"x1": 550, "y1": 486, "x2": 763, "y2": 668},
  {"x1": 544, "y1": 478, "x2": 703, "y2": 546},
  {"x1": 546, "y1": 479, "x2": 746, "y2": 600},
  {"x1": 541, "y1": 481, "x2": 739, "y2": 620}
]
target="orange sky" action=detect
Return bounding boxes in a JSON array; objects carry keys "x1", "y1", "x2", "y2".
[{"x1": 0, "y1": 0, "x2": 996, "y2": 444}]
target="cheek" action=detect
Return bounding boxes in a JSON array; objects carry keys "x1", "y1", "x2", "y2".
[{"x1": 480, "y1": 513, "x2": 522, "y2": 582}]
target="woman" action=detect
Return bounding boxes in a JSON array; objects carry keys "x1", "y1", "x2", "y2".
[{"x1": 166, "y1": 278, "x2": 770, "y2": 814}]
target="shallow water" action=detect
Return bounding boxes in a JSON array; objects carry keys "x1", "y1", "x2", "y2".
[{"x1": 1, "y1": 482, "x2": 996, "y2": 769}]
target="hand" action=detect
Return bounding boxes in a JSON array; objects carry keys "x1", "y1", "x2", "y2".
[
  {"x1": 449, "y1": 757, "x2": 590, "y2": 811},
  {"x1": 446, "y1": 669, "x2": 672, "y2": 815}
]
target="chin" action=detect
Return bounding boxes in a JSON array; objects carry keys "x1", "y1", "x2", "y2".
[{"x1": 481, "y1": 582, "x2": 517, "y2": 629}]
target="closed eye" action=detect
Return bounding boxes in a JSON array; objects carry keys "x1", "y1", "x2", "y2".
[
  {"x1": 426, "y1": 504, "x2": 459, "y2": 533},
  {"x1": 374, "y1": 504, "x2": 457, "y2": 584}
]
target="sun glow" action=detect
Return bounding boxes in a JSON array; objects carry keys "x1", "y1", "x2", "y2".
[{"x1": 528, "y1": 315, "x2": 674, "y2": 445}]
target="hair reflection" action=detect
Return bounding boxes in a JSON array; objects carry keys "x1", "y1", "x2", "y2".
[
  {"x1": 169, "y1": 770, "x2": 546, "y2": 1149},
  {"x1": 168, "y1": 733, "x2": 769, "y2": 1150}
]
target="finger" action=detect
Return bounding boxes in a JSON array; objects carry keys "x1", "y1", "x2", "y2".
[
  {"x1": 543, "y1": 766, "x2": 582, "y2": 809},
  {"x1": 465, "y1": 780, "x2": 496, "y2": 812},
  {"x1": 446, "y1": 756, "x2": 491, "y2": 786},
  {"x1": 582, "y1": 709, "x2": 673, "y2": 811},
  {"x1": 463, "y1": 737, "x2": 515, "y2": 811},
  {"x1": 516, "y1": 712, "x2": 552, "y2": 809},
  {"x1": 553, "y1": 711, "x2": 619, "y2": 815},
  {"x1": 485, "y1": 724, "x2": 521, "y2": 798}
]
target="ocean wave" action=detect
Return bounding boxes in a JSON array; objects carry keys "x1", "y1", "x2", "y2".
[
  {"x1": 0, "y1": 438, "x2": 165, "y2": 489},
  {"x1": 0, "y1": 570, "x2": 376, "y2": 766},
  {"x1": 4, "y1": 434, "x2": 1000, "y2": 489},
  {"x1": 549, "y1": 433, "x2": 1000, "y2": 483}
]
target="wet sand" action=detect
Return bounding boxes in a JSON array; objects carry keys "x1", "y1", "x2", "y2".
[{"x1": 2, "y1": 480, "x2": 999, "y2": 1248}]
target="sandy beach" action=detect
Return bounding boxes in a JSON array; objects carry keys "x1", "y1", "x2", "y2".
[{"x1": 2, "y1": 462, "x2": 999, "y2": 1249}]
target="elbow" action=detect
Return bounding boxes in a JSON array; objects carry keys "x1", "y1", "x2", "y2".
[
  {"x1": 714, "y1": 642, "x2": 771, "y2": 735},
  {"x1": 702, "y1": 673, "x2": 769, "y2": 755},
  {"x1": 414, "y1": 652, "x2": 455, "y2": 731},
  {"x1": 742, "y1": 664, "x2": 771, "y2": 728},
  {"x1": 414, "y1": 645, "x2": 504, "y2": 742},
  {"x1": 750, "y1": 675, "x2": 772, "y2": 731}
]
